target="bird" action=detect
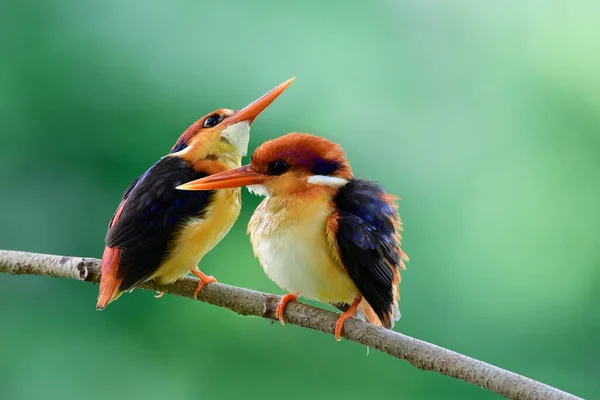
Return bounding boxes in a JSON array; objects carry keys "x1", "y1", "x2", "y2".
[
  {"x1": 177, "y1": 133, "x2": 408, "y2": 340},
  {"x1": 96, "y1": 78, "x2": 294, "y2": 310}
]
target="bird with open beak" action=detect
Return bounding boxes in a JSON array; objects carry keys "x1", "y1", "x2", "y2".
[
  {"x1": 177, "y1": 133, "x2": 408, "y2": 340},
  {"x1": 96, "y1": 78, "x2": 294, "y2": 310}
]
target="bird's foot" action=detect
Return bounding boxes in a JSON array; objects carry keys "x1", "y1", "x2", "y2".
[
  {"x1": 275, "y1": 293, "x2": 298, "y2": 325},
  {"x1": 190, "y1": 269, "x2": 217, "y2": 299},
  {"x1": 334, "y1": 297, "x2": 361, "y2": 341},
  {"x1": 154, "y1": 291, "x2": 164, "y2": 299}
]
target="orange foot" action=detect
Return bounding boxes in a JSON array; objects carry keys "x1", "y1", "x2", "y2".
[
  {"x1": 154, "y1": 291, "x2": 164, "y2": 299},
  {"x1": 334, "y1": 297, "x2": 362, "y2": 341},
  {"x1": 275, "y1": 293, "x2": 298, "y2": 325},
  {"x1": 190, "y1": 269, "x2": 217, "y2": 299}
]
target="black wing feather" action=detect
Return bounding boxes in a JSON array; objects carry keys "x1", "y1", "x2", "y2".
[
  {"x1": 107, "y1": 176, "x2": 141, "y2": 228},
  {"x1": 333, "y1": 179, "x2": 400, "y2": 327},
  {"x1": 106, "y1": 156, "x2": 214, "y2": 291}
]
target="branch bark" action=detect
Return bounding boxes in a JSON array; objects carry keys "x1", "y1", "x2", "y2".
[{"x1": 0, "y1": 249, "x2": 580, "y2": 400}]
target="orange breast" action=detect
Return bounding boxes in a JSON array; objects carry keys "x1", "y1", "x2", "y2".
[{"x1": 152, "y1": 187, "x2": 241, "y2": 284}]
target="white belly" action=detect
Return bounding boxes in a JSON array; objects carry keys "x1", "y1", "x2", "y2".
[{"x1": 249, "y1": 197, "x2": 359, "y2": 304}]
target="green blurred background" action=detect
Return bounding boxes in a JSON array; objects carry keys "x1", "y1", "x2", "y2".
[{"x1": 1, "y1": 1, "x2": 598, "y2": 399}]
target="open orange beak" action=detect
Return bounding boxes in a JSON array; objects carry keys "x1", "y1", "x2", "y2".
[
  {"x1": 224, "y1": 77, "x2": 295, "y2": 126},
  {"x1": 176, "y1": 165, "x2": 271, "y2": 191}
]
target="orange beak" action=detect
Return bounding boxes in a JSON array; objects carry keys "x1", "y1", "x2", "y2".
[
  {"x1": 224, "y1": 77, "x2": 295, "y2": 126},
  {"x1": 176, "y1": 165, "x2": 271, "y2": 190}
]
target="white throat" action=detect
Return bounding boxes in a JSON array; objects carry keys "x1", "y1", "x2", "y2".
[
  {"x1": 221, "y1": 121, "x2": 251, "y2": 156},
  {"x1": 247, "y1": 184, "x2": 270, "y2": 197}
]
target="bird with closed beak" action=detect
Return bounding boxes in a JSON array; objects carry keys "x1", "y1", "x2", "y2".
[
  {"x1": 177, "y1": 133, "x2": 408, "y2": 340},
  {"x1": 96, "y1": 78, "x2": 294, "y2": 310}
]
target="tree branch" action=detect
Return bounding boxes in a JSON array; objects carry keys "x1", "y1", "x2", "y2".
[{"x1": 0, "y1": 249, "x2": 580, "y2": 400}]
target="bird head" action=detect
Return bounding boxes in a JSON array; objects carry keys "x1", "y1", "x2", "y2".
[
  {"x1": 177, "y1": 133, "x2": 353, "y2": 196},
  {"x1": 170, "y1": 78, "x2": 294, "y2": 167}
]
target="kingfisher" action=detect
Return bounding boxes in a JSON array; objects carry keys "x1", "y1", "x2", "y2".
[
  {"x1": 177, "y1": 133, "x2": 408, "y2": 340},
  {"x1": 96, "y1": 78, "x2": 294, "y2": 310}
]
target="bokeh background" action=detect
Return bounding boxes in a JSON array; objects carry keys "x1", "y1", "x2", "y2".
[{"x1": 1, "y1": 1, "x2": 599, "y2": 399}]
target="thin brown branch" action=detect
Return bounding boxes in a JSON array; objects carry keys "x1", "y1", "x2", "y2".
[{"x1": 0, "y1": 249, "x2": 580, "y2": 400}]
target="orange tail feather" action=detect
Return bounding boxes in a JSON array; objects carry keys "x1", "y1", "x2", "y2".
[
  {"x1": 96, "y1": 246, "x2": 123, "y2": 310},
  {"x1": 357, "y1": 299, "x2": 383, "y2": 327}
]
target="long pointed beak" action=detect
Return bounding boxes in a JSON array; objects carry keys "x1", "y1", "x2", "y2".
[
  {"x1": 225, "y1": 77, "x2": 295, "y2": 126},
  {"x1": 176, "y1": 165, "x2": 271, "y2": 190}
]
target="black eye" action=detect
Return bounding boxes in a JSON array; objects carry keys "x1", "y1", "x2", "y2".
[
  {"x1": 202, "y1": 114, "x2": 222, "y2": 128},
  {"x1": 268, "y1": 159, "x2": 289, "y2": 175}
]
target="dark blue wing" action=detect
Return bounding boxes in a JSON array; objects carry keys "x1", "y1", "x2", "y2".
[
  {"x1": 105, "y1": 155, "x2": 214, "y2": 291},
  {"x1": 332, "y1": 179, "x2": 401, "y2": 327}
]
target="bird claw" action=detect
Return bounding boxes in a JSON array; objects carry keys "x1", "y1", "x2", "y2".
[
  {"x1": 154, "y1": 291, "x2": 164, "y2": 299},
  {"x1": 334, "y1": 297, "x2": 361, "y2": 341},
  {"x1": 190, "y1": 269, "x2": 217, "y2": 299},
  {"x1": 193, "y1": 276, "x2": 217, "y2": 299},
  {"x1": 275, "y1": 293, "x2": 299, "y2": 325}
]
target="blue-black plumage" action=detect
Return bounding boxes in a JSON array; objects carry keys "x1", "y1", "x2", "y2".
[
  {"x1": 333, "y1": 179, "x2": 401, "y2": 328},
  {"x1": 106, "y1": 156, "x2": 214, "y2": 291}
]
